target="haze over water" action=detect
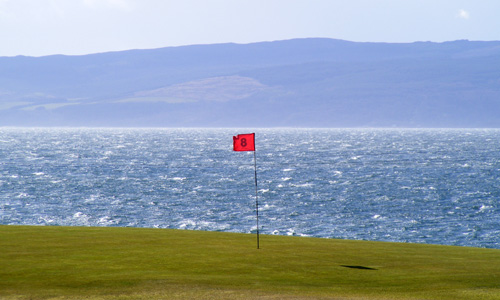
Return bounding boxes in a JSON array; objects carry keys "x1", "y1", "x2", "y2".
[{"x1": 1, "y1": 128, "x2": 499, "y2": 249}]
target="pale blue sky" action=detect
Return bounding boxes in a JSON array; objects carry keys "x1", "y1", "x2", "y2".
[{"x1": 1, "y1": 0, "x2": 499, "y2": 57}]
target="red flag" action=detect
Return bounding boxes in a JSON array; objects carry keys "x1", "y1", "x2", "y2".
[{"x1": 233, "y1": 133, "x2": 255, "y2": 151}]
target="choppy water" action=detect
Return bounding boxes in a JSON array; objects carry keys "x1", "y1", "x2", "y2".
[{"x1": 1, "y1": 128, "x2": 499, "y2": 248}]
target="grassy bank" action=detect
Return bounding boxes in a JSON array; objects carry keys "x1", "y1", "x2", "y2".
[{"x1": 1, "y1": 225, "x2": 500, "y2": 299}]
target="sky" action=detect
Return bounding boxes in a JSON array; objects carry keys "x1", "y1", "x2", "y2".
[{"x1": 1, "y1": 0, "x2": 499, "y2": 57}]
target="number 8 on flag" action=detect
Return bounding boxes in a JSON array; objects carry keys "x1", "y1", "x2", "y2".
[{"x1": 233, "y1": 133, "x2": 255, "y2": 151}]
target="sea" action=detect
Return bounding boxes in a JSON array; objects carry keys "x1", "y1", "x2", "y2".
[{"x1": 1, "y1": 128, "x2": 499, "y2": 249}]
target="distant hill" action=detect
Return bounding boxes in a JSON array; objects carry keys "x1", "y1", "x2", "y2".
[{"x1": 1, "y1": 38, "x2": 500, "y2": 127}]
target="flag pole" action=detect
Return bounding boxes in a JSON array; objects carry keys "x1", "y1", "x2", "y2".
[
  {"x1": 253, "y1": 150, "x2": 260, "y2": 249},
  {"x1": 233, "y1": 133, "x2": 259, "y2": 249}
]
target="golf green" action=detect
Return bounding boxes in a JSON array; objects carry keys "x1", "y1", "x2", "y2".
[{"x1": 1, "y1": 225, "x2": 499, "y2": 299}]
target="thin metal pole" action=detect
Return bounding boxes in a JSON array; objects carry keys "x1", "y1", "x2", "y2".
[{"x1": 253, "y1": 150, "x2": 259, "y2": 249}]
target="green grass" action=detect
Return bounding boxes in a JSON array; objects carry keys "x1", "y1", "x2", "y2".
[{"x1": 1, "y1": 225, "x2": 500, "y2": 299}]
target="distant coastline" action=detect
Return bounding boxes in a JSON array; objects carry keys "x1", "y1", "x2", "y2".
[{"x1": 1, "y1": 38, "x2": 500, "y2": 127}]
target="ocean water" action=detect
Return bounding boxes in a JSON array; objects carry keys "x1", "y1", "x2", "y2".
[{"x1": 1, "y1": 128, "x2": 499, "y2": 249}]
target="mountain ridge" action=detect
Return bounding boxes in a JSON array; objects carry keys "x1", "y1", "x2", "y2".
[{"x1": 1, "y1": 38, "x2": 500, "y2": 127}]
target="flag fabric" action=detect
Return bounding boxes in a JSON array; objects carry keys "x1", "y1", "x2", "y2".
[{"x1": 233, "y1": 133, "x2": 255, "y2": 151}]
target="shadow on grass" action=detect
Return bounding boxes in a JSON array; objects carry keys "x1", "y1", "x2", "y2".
[{"x1": 341, "y1": 265, "x2": 377, "y2": 270}]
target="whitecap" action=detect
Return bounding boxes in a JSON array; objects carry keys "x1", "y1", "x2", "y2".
[
  {"x1": 171, "y1": 177, "x2": 186, "y2": 181},
  {"x1": 38, "y1": 216, "x2": 55, "y2": 224},
  {"x1": 98, "y1": 216, "x2": 116, "y2": 225},
  {"x1": 292, "y1": 183, "x2": 314, "y2": 188},
  {"x1": 261, "y1": 204, "x2": 274, "y2": 211},
  {"x1": 479, "y1": 205, "x2": 491, "y2": 213},
  {"x1": 71, "y1": 212, "x2": 91, "y2": 225},
  {"x1": 178, "y1": 219, "x2": 196, "y2": 229},
  {"x1": 85, "y1": 194, "x2": 99, "y2": 203}
]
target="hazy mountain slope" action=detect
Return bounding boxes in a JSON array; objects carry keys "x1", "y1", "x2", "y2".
[{"x1": 1, "y1": 38, "x2": 500, "y2": 127}]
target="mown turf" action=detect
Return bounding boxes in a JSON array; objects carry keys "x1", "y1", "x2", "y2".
[{"x1": 1, "y1": 225, "x2": 500, "y2": 299}]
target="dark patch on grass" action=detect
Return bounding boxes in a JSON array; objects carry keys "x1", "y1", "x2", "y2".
[{"x1": 341, "y1": 265, "x2": 377, "y2": 270}]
